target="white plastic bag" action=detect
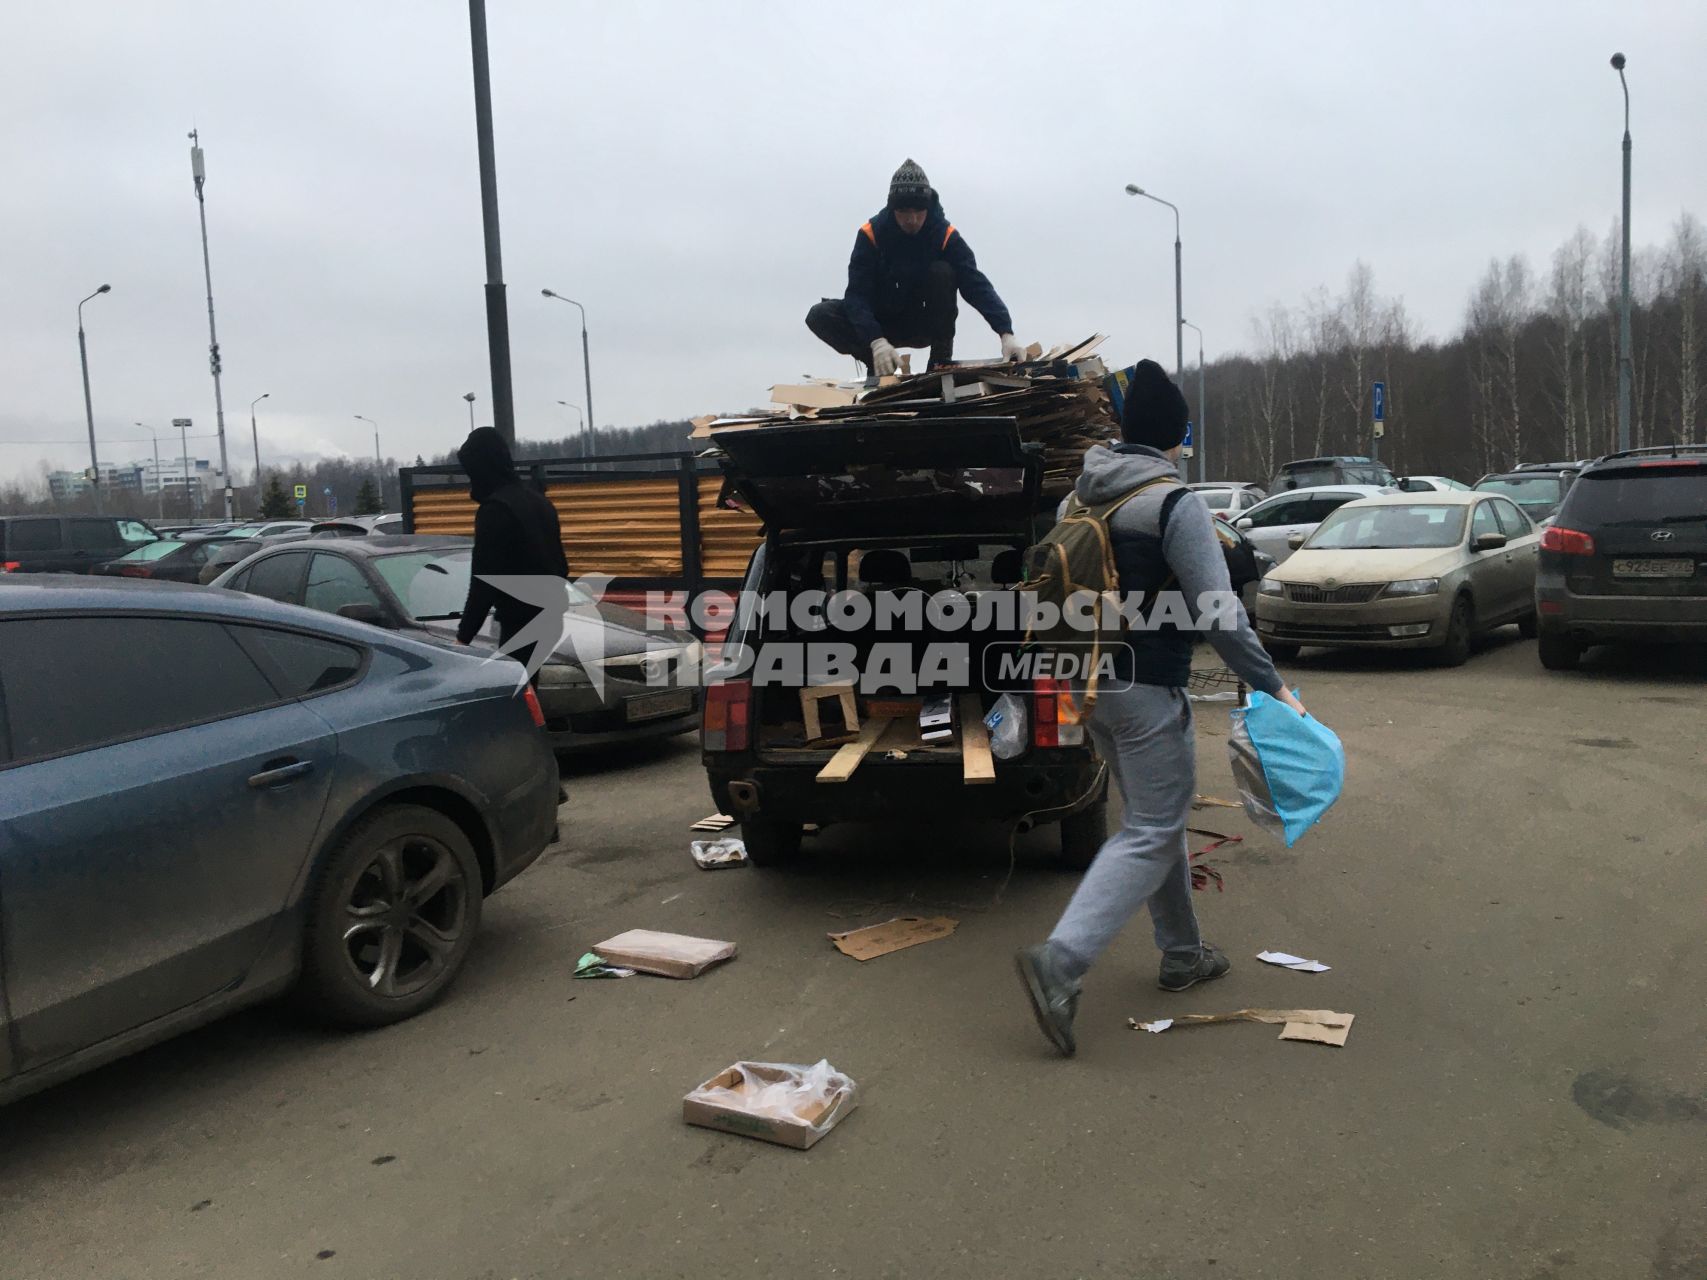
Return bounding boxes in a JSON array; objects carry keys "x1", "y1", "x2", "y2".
[
  {"x1": 983, "y1": 693, "x2": 1027, "y2": 760},
  {"x1": 690, "y1": 838, "x2": 749, "y2": 869}
]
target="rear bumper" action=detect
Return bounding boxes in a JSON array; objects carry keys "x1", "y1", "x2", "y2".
[
  {"x1": 537, "y1": 681, "x2": 702, "y2": 753},
  {"x1": 1537, "y1": 585, "x2": 1707, "y2": 641},
  {"x1": 1255, "y1": 593, "x2": 1450, "y2": 649},
  {"x1": 704, "y1": 752, "x2": 1106, "y2": 827}
]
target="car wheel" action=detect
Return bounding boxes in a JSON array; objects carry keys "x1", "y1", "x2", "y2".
[
  {"x1": 296, "y1": 804, "x2": 483, "y2": 1027},
  {"x1": 1436, "y1": 596, "x2": 1474, "y2": 667},
  {"x1": 1263, "y1": 641, "x2": 1301, "y2": 661},
  {"x1": 1518, "y1": 610, "x2": 1539, "y2": 640},
  {"x1": 1057, "y1": 799, "x2": 1108, "y2": 872},
  {"x1": 1538, "y1": 633, "x2": 1582, "y2": 671},
  {"x1": 741, "y1": 818, "x2": 803, "y2": 867}
]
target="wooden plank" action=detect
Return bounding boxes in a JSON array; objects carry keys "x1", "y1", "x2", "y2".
[
  {"x1": 816, "y1": 714, "x2": 894, "y2": 784},
  {"x1": 958, "y1": 694, "x2": 996, "y2": 785}
]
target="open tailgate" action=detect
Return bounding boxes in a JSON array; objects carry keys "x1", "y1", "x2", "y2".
[{"x1": 711, "y1": 417, "x2": 1041, "y2": 539}]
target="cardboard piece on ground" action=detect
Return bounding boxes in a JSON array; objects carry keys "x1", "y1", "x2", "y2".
[
  {"x1": 828, "y1": 915, "x2": 957, "y2": 961},
  {"x1": 816, "y1": 714, "x2": 893, "y2": 783},
  {"x1": 957, "y1": 693, "x2": 996, "y2": 784},
  {"x1": 1257, "y1": 950, "x2": 1332, "y2": 973},
  {"x1": 690, "y1": 812, "x2": 735, "y2": 832},
  {"x1": 1193, "y1": 794, "x2": 1242, "y2": 810},
  {"x1": 1129, "y1": 1007, "x2": 1355, "y2": 1047},
  {"x1": 592, "y1": 929, "x2": 736, "y2": 979},
  {"x1": 682, "y1": 1061, "x2": 857, "y2": 1150}
]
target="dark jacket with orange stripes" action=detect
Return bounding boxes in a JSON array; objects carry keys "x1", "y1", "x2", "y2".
[{"x1": 843, "y1": 205, "x2": 1013, "y2": 347}]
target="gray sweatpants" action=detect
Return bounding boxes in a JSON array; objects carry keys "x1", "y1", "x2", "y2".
[{"x1": 1048, "y1": 682, "x2": 1201, "y2": 979}]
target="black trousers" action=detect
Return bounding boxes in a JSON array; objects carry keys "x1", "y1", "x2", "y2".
[{"x1": 806, "y1": 260, "x2": 958, "y2": 370}]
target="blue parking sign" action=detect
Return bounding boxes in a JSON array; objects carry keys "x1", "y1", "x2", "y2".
[{"x1": 1372, "y1": 381, "x2": 1386, "y2": 422}]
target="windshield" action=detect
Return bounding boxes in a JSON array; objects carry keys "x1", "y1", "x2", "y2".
[
  {"x1": 117, "y1": 539, "x2": 185, "y2": 562},
  {"x1": 1475, "y1": 476, "x2": 1562, "y2": 511},
  {"x1": 1197, "y1": 489, "x2": 1237, "y2": 510},
  {"x1": 1307, "y1": 503, "x2": 1468, "y2": 550},
  {"x1": 1564, "y1": 467, "x2": 1707, "y2": 525},
  {"x1": 375, "y1": 549, "x2": 593, "y2": 620}
]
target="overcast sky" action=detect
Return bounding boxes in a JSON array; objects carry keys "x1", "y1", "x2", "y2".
[{"x1": 4, "y1": 1, "x2": 1704, "y2": 480}]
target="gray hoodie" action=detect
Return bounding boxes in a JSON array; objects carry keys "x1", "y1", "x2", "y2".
[{"x1": 1072, "y1": 443, "x2": 1284, "y2": 696}]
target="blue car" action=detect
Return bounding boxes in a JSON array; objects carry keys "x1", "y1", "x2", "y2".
[{"x1": 0, "y1": 576, "x2": 560, "y2": 1104}]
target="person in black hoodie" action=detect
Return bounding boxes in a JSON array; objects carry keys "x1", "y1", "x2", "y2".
[
  {"x1": 805, "y1": 158, "x2": 1024, "y2": 374},
  {"x1": 454, "y1": 427, "x2": 571, "y2": 673}
]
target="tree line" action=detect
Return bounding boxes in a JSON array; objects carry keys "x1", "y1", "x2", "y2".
[{"x1": 1207, "y1": 214, "x2": 1704, "y2": 484}]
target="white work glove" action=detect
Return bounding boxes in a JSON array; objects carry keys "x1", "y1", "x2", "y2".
[
  {"x1": 870, "y1": 338, "x2": 898, "y2": 376},
  {"x1": 1000, "y1": 333, "x2": 1026, "y2": 362}
]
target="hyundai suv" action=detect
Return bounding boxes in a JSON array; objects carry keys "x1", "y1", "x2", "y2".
[{"x1": 1534, "y1": 446, "x2": 1707, "y2": 669}]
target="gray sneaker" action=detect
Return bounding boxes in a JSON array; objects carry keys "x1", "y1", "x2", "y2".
[
  {"x1": 1157, "y1": 942, "x2": 1231, "y2": 992},
  {"x1": 1015, "y1": 943, "x2": 1081, "y2": 1057}
]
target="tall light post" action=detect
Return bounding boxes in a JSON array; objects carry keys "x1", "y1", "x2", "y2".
[
  {"x1": 134, "y1": 423, "x2": 165, "y2": 521},
  {"x1": 355, "y1": 415, "x2": 386, "y2": 509},
  {"x1": 556, "y1": 399, "x2": 589, "y2": 455},
  {"x1": 189, "y1": 131, "x2": 235, "y2": 519},
  {"x1": 1612, "y1": 53, "x2": 1633, "y2": 453},
  {"x1": 77, "y1": 284, "x2": 112, "y2": 512},
  {"x1": 467, "y1": 0, "x2": 516, "y2": 447},
  {"x1": 541, "y1": 289, "x2": 595, "y2": 447},
  {"x1": 463, "y1": 391, "x2": 477, "y2": 431},
  {"x1": 173, "y1": 417, "x2": 196, "y2": 519},
  {"x1": 249, "y1": 393, "x2": 270, "y2": 514},
  {"x1": 1124, "y1": 184, "x2": 1189, "y2": 479},
  {"x1": 1182, "y1": 319, "x2": 1207, "y2": 481}
]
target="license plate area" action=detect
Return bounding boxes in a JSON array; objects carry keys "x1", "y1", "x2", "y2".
[
  {"x1": 625, "y1": 688, "x2": 695, "y2": 722},
  {"x1": 1613, "y1": 558, "x2": 1695, "y2": 579}
]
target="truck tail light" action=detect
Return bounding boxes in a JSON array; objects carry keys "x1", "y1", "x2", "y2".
[
  {"x1": 522, "y1": 686, "x2": 546, "y2": 728},
  {"x1": 703, "y1": 679, "x2": 752, "y2": 752},
  {"x1": 1032, "y1": 678, "x2": 1085, "y2": 749},
  {"x1": 1540, "y1": 526, "x2": 1595, "y2": 556}
]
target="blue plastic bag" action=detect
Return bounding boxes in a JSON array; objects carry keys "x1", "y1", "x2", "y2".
[{"x1": 1228, "y1": 690, "x2": 1345, "y2": 847}]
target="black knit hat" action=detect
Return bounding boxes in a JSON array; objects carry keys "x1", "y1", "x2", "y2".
[
  {"x1": 887, "y1": 158, "x2": 934, "y2": 209},
  {"x1": 1119, "y1": 359, "x2": 1191, "y2": 450}
]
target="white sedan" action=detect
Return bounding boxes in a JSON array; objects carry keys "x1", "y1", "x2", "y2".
[{"x1": 1230, "y1": 484, "x2": 1396, "y2": 565}]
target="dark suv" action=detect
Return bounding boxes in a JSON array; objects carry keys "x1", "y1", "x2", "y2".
[
  {"x1": 1535, "y1": 446, "x2": 1707, "y2": 669},
  {"x1": 1268, "y1": 456, "x2": 1395, "y2": 493},
  {"x1": 701, "y1": 418, "x2": 1108, "y2": 868},
  {"x1": 0, "y1": 515, "x2": 160, "y2": 574},
  {"x1": 1475, "y1": 463, "x2": 1583, "y2": 524}
]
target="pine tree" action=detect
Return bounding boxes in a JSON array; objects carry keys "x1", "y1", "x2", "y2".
[
  {"x1": 354, "y1": 477, "x2": 382, "y2": 515},
  {"x1": 260, "y1": 475, "x2": 294, "y2": 518}
]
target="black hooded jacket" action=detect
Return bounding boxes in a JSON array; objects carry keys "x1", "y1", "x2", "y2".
[
  {"x1": 455, "y1": 427, "x2": 571, "y2": 645},
  {"x1": 843, "y1": 204, "x2": 1012, "y2": 346}
]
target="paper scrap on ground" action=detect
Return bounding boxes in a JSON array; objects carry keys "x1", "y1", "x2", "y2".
[
  {"x1": 828, "y1": 916, "x2": 958, "y2": 961},
  {"x1": 593, "y1": 930, "x2": 737, "y2": 979},
  {"x1": 1257, "y1": 950, "x2": 1332, "y2": 973},
  {"x1": 1193, "y1": 794, "x2": 1243, "y2": 810},
  {"x1": 690, "y1": 813, "x2": 736, "y2": 833},
  {"x1": 1128, "y1": 1007, "x2": 1355, "y2": 1046},
  {"x1": 574, "y1": 951, "x2": 637, "y2": 979},
  {"x1": 691, "y1": 838, "x2": 749, "y2": 870}
]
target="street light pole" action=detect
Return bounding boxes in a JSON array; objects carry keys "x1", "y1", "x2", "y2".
[
  {"x1": 1612, "y1": 53, "x2": 1633, "y2": 454},
  {"x1": 135, "y1": 423, "x2": 164, "y2": 521},
  {"x1": 189, "y1": 132, "x2": 235, "y2": 519},
  {"x1": 249, "y1": 393, "x2": 269, "y2": 514},
  {"x1": 464, "y1": 392, "x2": 477, "y2": 432},
  {"x1": 175, "y1": 418, "x2": 195, "y2": 519},
  {"x1": 1182, "y1": 319, "x2": 1207, "y2": 481},
  {"x1": 542, "y1": 289, "x2": 595, "y2": 450},
  {"x1": 355, "y1": 415, "x2": 385, "y2": 509},
  {"x1": 556, "y1": 399, "x2": 589, "y2": 455},
  {"x1": 77, "y1": 284, "x2": 112, "y2": 512},
  {"x1": 467, "y1": 0, "x2": 517, "y2": 447},
  {"x1": 1124, "y1": 184, "x2": 1189, "y2": 478}
]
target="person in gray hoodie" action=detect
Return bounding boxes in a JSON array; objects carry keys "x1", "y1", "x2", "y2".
[{"x1": 1016, "y1": 360, "x2": 1307, "y2": 1057}]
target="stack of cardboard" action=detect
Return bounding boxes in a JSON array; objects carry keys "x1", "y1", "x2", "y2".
[{"x1": 692, "y1": 336, "x2": 1120, "y2": 500}]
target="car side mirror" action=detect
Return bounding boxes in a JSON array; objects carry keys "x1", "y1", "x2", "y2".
[
  {"x1": 1236, "y1": 517, "x2": 1254, "y2": 532},
  {"x1": 1287, "y1": 532, "x2": 1307, "y2": 550},
  {"x1": 336, "y1": 602, "x2": 393, "y2": 628},
  {"x1": 1472, "y1": 532, "x2": 1507, "y2": 552}
]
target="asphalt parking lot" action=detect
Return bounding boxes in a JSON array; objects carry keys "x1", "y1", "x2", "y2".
[{"x1": 2, "y1": 634, "x2": 1704, "y2": 1280}]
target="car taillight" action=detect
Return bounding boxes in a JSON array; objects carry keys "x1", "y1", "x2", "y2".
[
  {"x1": 1, "y1": 561, "x2": 18, "y2": 573},
  {"x1": 703, "y1": 679, "x2": 752, "y2": 752},
  {"x1": 1032, "y1": 678, "x2": 1085, "y2": 749},
  {"x1": 118, "y1": 565, "x2": 154, "y2": 578},
  {"x1": 1540, "y1": 526, "x2": 1595, "y2": 556},
  {"x1": 522, "y1": 685, "x2": 546, "y2": 728}
]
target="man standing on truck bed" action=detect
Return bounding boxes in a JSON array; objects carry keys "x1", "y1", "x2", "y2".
[
  {"x1": 454, "y1": 426, "x2": 571, "y2": 676},
  {"x1": 1015, "y1": 360, "x2": 1308, "y2": 1058},
  {"x1": 805, "y1": 159, "x2": 1025, "y2": 375}
]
